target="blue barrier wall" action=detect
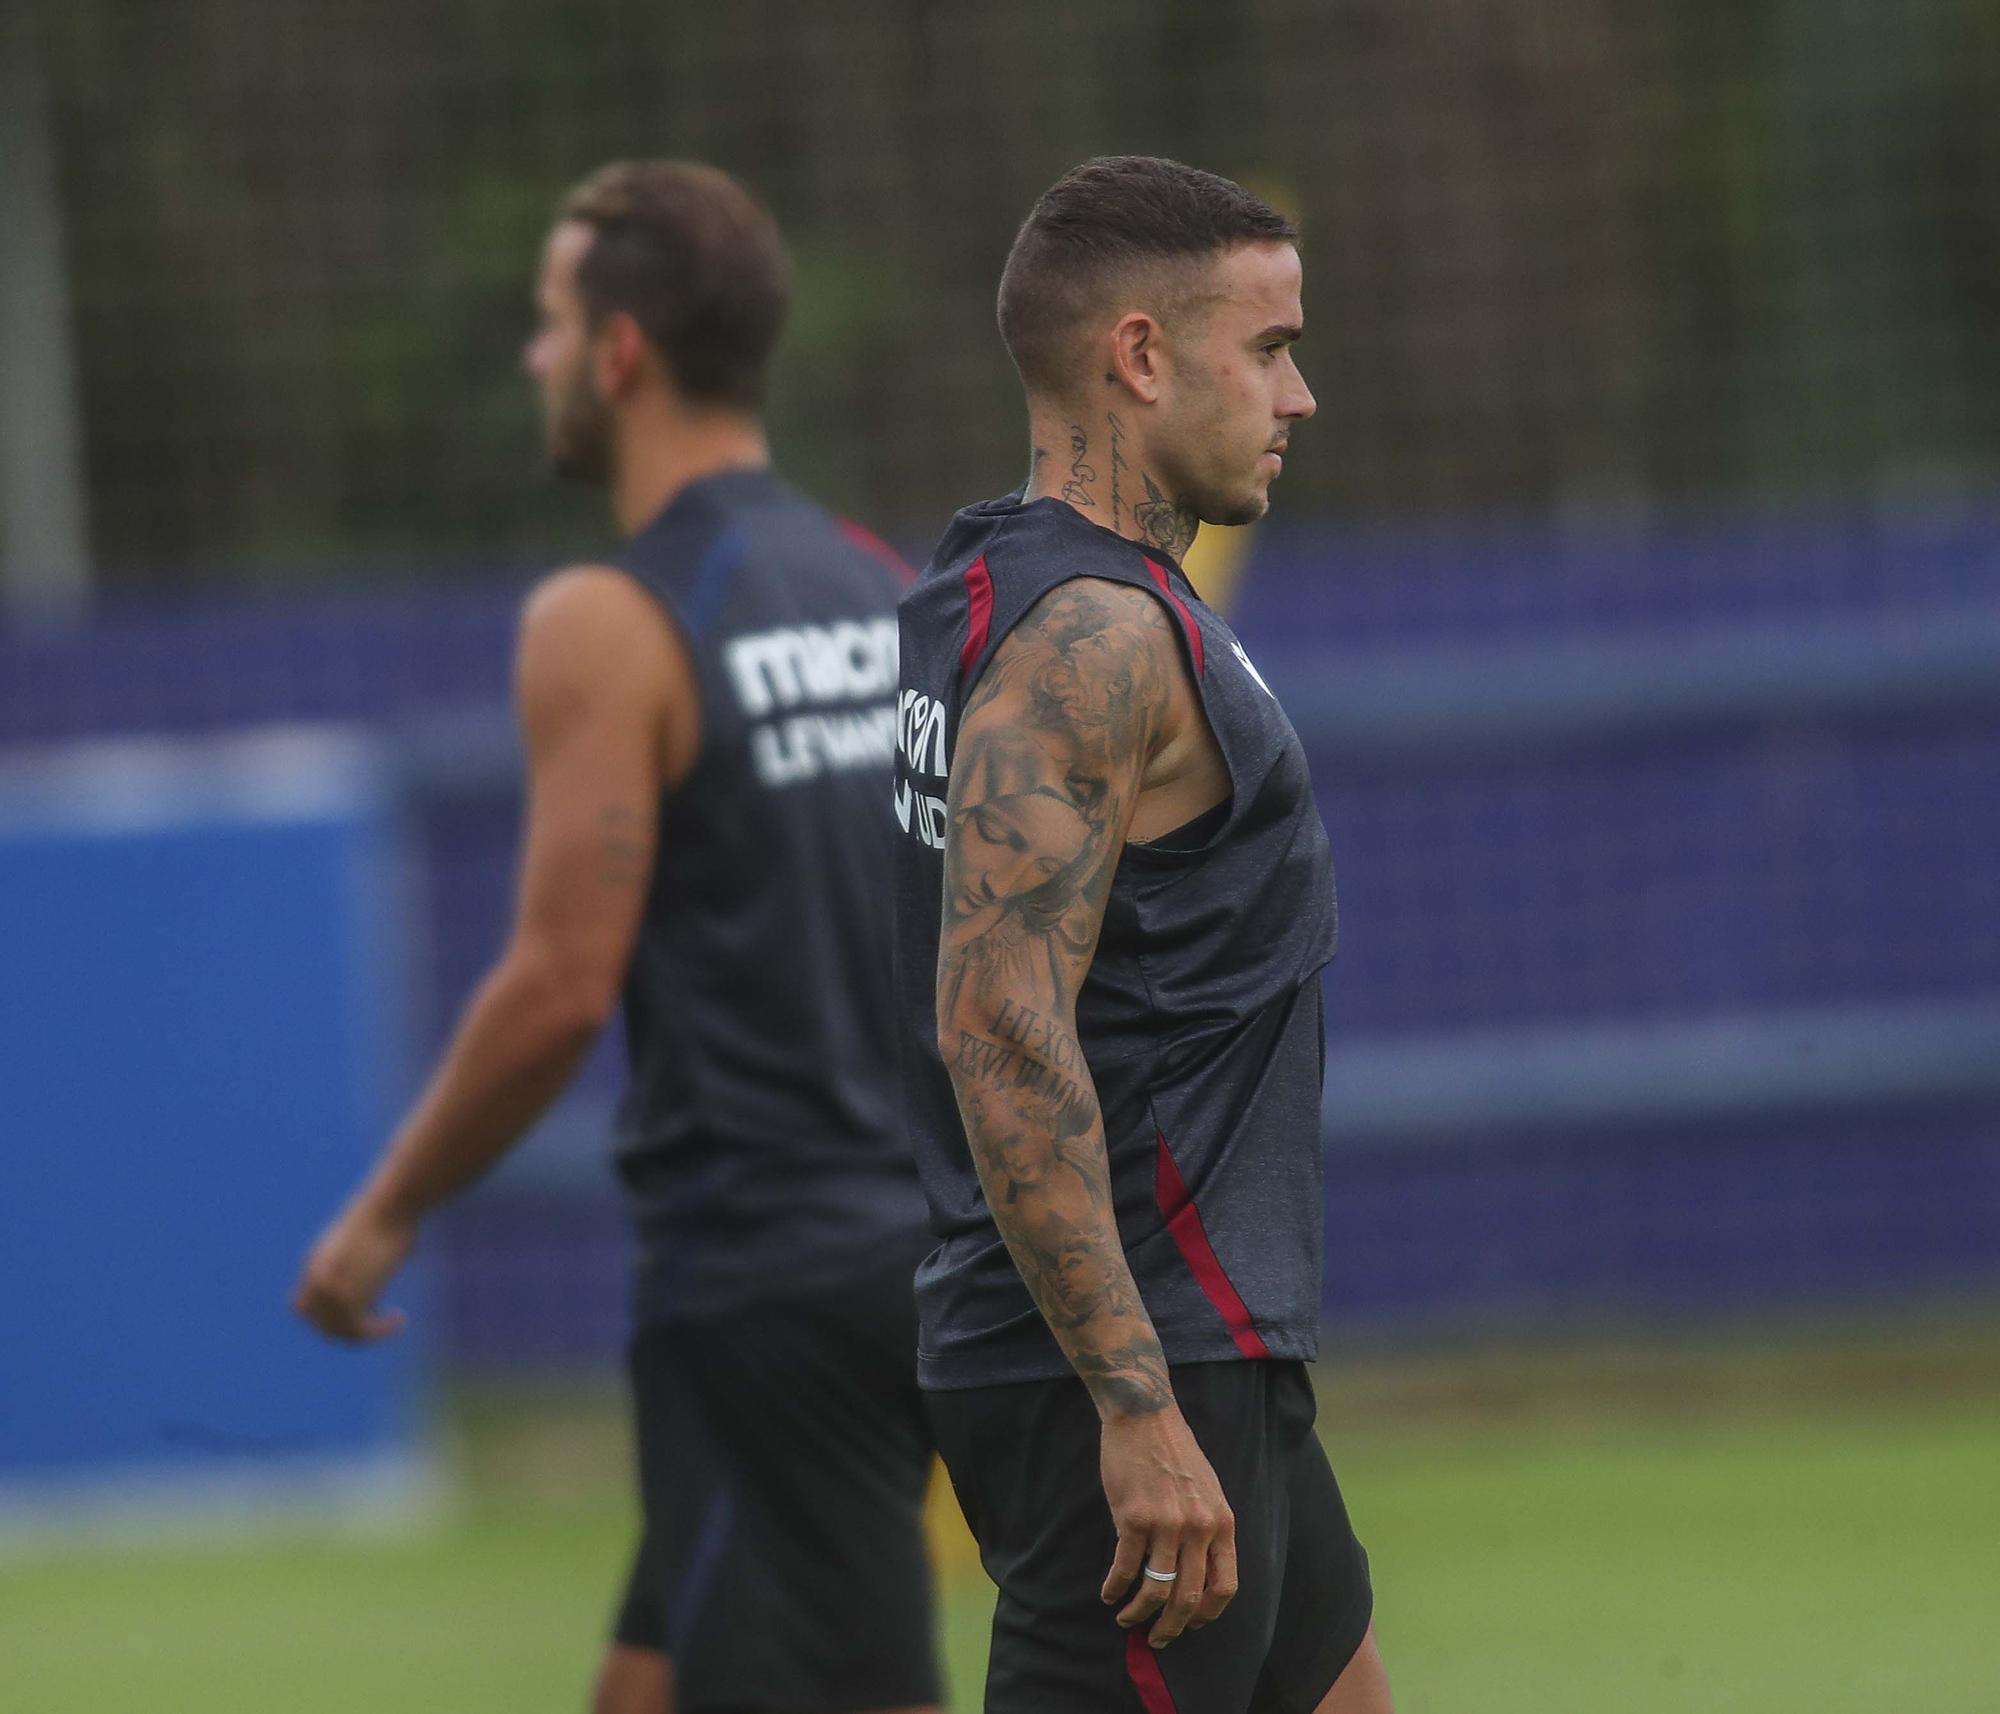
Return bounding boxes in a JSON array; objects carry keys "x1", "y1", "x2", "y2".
[
  {"x1": 2, "y1": 514, "x2": 1995, "y2": 1364},
  {"x1": 0, "y1": 732, "x2": 433, "y2": 1520}
]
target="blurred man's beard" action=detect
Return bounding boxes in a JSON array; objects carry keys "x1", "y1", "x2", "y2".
[{"x1": 549, "y1": 377, "x2": 613, "y2": 484}]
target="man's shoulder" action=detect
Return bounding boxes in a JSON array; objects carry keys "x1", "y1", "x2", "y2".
[
  {"x1": 514, "y1": 564, "x2": 687, "y2": 707},
  {"x1": 993, "y1": 574, "x2": 1181, "y2": 676},
  {"x1": 520, "y1": 562, "x2": 665, "y2": 635}
]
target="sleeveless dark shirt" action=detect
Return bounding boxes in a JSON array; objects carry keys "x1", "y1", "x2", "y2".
[
  {"x1": 611, "y1": 467, "x2": 929, "y2": 1321},
  {"x1": 892, "y1": 494, "x2": 1338, "y2": 1389}
]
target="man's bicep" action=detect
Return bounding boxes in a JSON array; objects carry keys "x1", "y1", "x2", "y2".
[
  {"x1": 937, "y1": 579, "x2": 1173, "y2": 1029},
  {"x1": 509, "y1": 570, "x2": 680, "y2": 976},
  {"x1": 515, "y1": 700, "x2": 658, "y2": 932}
]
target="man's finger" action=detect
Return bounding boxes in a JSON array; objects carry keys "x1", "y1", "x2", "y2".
[
  {"x1": 303, "y1": 1295, "x2": 362, "y2": 1341},
  {"x1": 1196, "y1": 1528, "x2": 1239, "y2": 1625},
  {"x1": 1146, "y1": 1535, "x2": 1210, "y2": 1648},
  {"x1": 293, "y1": 1280, "x2": 339, "y2": 1335},
  {"x1": 356, "y1": 1306, "x2": 408, "y2": 1342},
  {"x1": 1115, "y1": 1536, "x2": 1181, "y2": 1629},
  {"x1": 1102, "y1": 1526, "x2": 1146, "y2": 1605},
  {"x1": 295, "y1": 1274, "x2": 402, "y2": 1344}
]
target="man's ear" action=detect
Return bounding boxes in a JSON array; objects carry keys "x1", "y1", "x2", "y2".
[
  {"x1": 1106, "y1": 311, "x2": 1166, "y2": 404},
  {"x1": 591, "y1": 310, "x2": 650, "y2": 401}
]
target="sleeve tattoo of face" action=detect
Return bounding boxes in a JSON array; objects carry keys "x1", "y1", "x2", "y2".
[{"x1": 938, "y1": 582, "x2": 1178, "y2": 1416}]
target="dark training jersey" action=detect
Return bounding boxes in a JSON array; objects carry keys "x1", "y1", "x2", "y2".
[
  {"x1": 609, "y1": 467, "x2": 929, "y2": 1322},
  {"x1": 892, "y1": 495, "x2": 1339, "y2": 1390}
]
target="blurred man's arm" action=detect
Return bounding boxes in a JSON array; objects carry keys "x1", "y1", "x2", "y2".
[
  {"x1": 294, "y1": 567, "x2": 692, "y2": 1342},
  {"x1": 935, "y1": 577, "x2": 1236, "y2": 1649}
]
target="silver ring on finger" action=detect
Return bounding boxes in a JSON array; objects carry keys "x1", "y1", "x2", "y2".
[{"x1": 1142, "y1": 1565, "x2": 1180, "y2": 1584}]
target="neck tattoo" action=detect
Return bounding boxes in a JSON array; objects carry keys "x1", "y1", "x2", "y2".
[
  {"x1": 1060, "y1": 424, "x2": 1097, "y2": 508},
  {"x1": 1132, "y1": 469, "x2": 1198, "y2": 560},
  {"x1": 1106, "y1": 412, "x2": 1130, "y2": 532}
]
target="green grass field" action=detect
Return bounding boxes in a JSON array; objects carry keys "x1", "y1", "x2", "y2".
[{"x1": 4, "y1": 1327, "x2": 1996, "y2": 1712}]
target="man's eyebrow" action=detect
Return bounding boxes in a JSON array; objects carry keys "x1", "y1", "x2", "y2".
[{"x1": 1253, "y1": 322, "x2": 1304, "y2": 345}]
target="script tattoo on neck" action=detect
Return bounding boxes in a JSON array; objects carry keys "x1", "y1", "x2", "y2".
[
  {"x1": 1133, "y1": 470, "x2": 1198, "y2": 561},
  {"x1": 937, "y1": 581, "x2": 1181, "y2": 1419},
  {"x1": 1060, "y1": 424, "x2": 1097, "y2": 508},
  {"x1": 1106, "y1": 412, "x2": 1130, "y2": 532}
]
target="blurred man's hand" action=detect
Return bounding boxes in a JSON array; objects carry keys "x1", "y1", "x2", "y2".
[{"x1": 293, "y1": 1199, "x2": 415, "y2": 1342}]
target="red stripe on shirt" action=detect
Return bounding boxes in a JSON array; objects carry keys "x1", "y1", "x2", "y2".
[
  {"x1": 1126, "y1": 1627, "x2": 1181, "y2": 1713},
  {"x1": 1154, "y1": 1131, "x2": 1271, "y2": 1360},
  {"x1": 1142, "y1": 558, "x2": 1205, "y2": 676},
  {"x1": 959, "y1": 554, "x2": 994, "y2": 681},
  {"x1": 837, "y1": 516, "x2": 916, "y2": 585}
]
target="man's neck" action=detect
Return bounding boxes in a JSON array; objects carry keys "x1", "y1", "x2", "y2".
[
  {"x1": 610, "y1": 406, "x2": 770, "y2": 537},
  {"x1": 1022, "y1": 405, "x2": 1199, "y2": 563}
]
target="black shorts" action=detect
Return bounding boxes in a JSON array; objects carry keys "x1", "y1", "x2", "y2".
[
  {"x1": 612, "y1": 1243, "x2": 942, "y2": 1713},
  {"x1": 930, "y1": 1360, "x2": 1371, "y2": 1714}
]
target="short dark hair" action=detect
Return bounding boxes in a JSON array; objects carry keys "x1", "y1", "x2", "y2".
[
  {"x1": 558, "y1": 161, "x2": 792, "y2": 410},
  {"x1": 997, "y1": 156, "x2": 1296, "y2": 395}
]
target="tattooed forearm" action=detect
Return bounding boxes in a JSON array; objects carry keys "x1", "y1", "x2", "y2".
[
  {"x1": 954, "y1": 1056, "x2": 1171, "y2": 1416},
  {"x1": 938, "y1": 580, "x2": 1182, "y2": 1420},
  {"x1": 1072, "y1": 1340, "x2": 1174, "y2": 1417},
  {"x1": 953, "y1": 1028, "x2": 1095, "y2": 1138},
  {"x1": 1133, "y1": 470, "x2": 1199, "y2": 560},
  {"x1": 1060, "y1": 424, "x2": 1097, "y2": 507}
]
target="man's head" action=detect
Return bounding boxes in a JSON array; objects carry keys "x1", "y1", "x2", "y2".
[
  {"x1": 523, "y1": 161, "x2": 792, "y2": 482},
  {"x1": 998, "y1": 156, "x2": 1315, "y2": 527}
]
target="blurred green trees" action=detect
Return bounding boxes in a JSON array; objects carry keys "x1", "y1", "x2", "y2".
[{"x1": 29, "y1": 0, "x2": 2000, "y2": 582}]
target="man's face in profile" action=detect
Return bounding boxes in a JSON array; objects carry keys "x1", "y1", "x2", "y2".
[
  {"x1": 523, "y1": 221, "x2": 614, "y2": 483},
  {"x1": 1158, "y1": 240, "x2": 1315, "y2": 527}
]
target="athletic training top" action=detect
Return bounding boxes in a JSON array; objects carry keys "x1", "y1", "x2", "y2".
[
  {"x1": 610, "y1": 467, "x2": 930, "y2": 1321},
  {"x1": 892, "y1": 493, "x2": 1339, "y2": 1390}
]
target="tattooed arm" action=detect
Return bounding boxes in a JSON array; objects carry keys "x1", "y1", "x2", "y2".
[
  {"x1": 296, "y1": 568, "x2": 692, "y2": 1340},
  {"x1": 938, "y1": 577, "x2": 1238, "y2": 1646}
]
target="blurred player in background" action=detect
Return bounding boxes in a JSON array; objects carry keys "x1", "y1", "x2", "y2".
[
  {"x1": 893, "y1": 157, "x2": 1394, "y2": 1712},
  {"x1": 295, "y1": 161, "x2": 942, "y2": 1714}
]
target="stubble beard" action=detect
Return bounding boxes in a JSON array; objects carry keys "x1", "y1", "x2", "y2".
[
  {"x1": 1164, "y1": 389, "x2": 1279, "y2": 529},
  {"x1": 1181, "y1": 451, "x2": 1274, "y2": 529},
  {"x1": 1205, "y1": 483, "x2": 1271, "y2": 528},
  {"x1": 548, "y1": 370, "x2": 613, "y2": 485}
]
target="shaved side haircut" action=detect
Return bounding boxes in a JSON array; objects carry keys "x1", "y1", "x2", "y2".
[{"x1": 996, "y1": 155, "x2": 1296, "y2": 395}]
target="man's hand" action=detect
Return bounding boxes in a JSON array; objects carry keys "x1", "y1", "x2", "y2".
[
  {"x1": 1099, "y1": 1405, "x2": 1239, "y2": 1647},
  {"x1": 293, "y1": 1200, "x2": 416, "y2": 1343}
]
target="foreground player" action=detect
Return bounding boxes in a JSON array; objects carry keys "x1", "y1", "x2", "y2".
[
  {"x1": 893, "y1": 157, "x2": 1394, "y2": 1712},
  {"x1": 296, "y1": 161, "x2": 941, "y2": 1714}
]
